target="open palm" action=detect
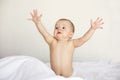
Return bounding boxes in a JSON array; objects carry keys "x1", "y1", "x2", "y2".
[
  {"x1": 90, "y1": 17, "x2": 104, "y2": 30},
  {"x1": 29, "y1": 9, "x2": 42, "y2": 24}
]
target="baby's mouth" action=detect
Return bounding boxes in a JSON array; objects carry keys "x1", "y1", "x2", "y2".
[{"x1": 57, "y1": 32, "x2": 62, "y2": 34}]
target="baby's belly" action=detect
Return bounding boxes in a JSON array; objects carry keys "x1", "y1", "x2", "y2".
[{"x1": 51, "y1": 62, "x2": 73, "y2": 77}]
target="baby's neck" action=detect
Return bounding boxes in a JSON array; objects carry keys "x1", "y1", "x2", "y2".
[
  {"x1": 57, "y1": 40, "x2": 68, "y2": 43},
  {"x1": 56, "y1": 38, "x2": 71, "y2": 42}
]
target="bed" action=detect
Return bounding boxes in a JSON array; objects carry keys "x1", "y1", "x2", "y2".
[{"x1": 0, "y1": 56, "x2": 120, "y2": 80}]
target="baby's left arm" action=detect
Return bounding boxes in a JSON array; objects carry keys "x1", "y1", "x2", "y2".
[{"x1": 73, "y1": 17, "x2": 104, "y2": 48}]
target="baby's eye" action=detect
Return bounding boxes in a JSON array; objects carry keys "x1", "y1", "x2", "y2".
[
  {"x1": 62, "y1": 27, "x2": 65, "y2": 29},
  {"x1": 55, "y1": 27, "x2": 58, "y2": 29}
]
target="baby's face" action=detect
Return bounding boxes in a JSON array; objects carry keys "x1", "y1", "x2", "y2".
[{"x1": 54, "y1": 20, "x2": 73, "y2": 40}]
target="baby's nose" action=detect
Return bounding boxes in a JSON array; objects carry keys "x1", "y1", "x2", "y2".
[
  {"x1": 58, "y1": 28, "x2": 63, "y2": 31},
  {"x1": 58, "y1": 27, "x2": 62, "y2": 30}
]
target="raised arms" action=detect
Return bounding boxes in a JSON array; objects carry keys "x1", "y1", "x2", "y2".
[
  {"x1": 73, "y1": 17, "x2": 104, "y2": 48},
  {"x1": 29, "y1": 9, "x2": 54, "y2": 45}
]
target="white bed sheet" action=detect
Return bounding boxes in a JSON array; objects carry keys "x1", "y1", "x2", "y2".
[{"x1": 0, "y1": 56, "x2": 120, "y2": 80}]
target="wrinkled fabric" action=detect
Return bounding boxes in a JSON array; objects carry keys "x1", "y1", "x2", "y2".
[{"x1": 0, "y1": 56, "x2": 120, "y2": 80}]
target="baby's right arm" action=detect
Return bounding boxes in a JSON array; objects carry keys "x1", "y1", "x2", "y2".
[{"x1": 29, "y1": 9, "x2": 54, "y2": 45}]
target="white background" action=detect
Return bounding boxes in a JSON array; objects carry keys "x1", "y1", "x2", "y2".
[{"x1": 0, "y1": 0, "x2": 120, "y2": 62}]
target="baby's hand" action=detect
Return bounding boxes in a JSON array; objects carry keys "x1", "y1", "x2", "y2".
[
  {"x1": 28, "y1": 9, "x2": 42, "y2": 24},
  {"x1": 90, "y1": 17, "x2": 104, "y2": 30}
]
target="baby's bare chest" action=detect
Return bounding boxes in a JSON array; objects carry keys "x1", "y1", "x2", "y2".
[
  {"x1": 52, "y1": 42, "x2": 74, "y2": 50},
  {"x1": 50, "y1": 41, "x2": 75, "y2": 56}
]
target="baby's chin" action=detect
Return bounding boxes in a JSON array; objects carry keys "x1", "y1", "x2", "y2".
[
  {"x1": 54, "y1": 36, "x2": 64, "y2": 40},
  {"x1": 54, "y1": 35, "x2": 71, "y2": 41}
]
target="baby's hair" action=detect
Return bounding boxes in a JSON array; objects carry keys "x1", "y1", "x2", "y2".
[{"x1": 57, "y1": 18, "x2": 75, "y2": 33}]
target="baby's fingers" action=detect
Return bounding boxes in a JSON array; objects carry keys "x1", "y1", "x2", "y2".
[
  {"x1": 37, "y1": 14, "x2": 43, "y2": 21},
  {"x1": 98, "y1": 26, "x2": 103, "y2": 29},
  {"x1": 95, "y1": 17, "x2": 102, "y2": 23},
  {"x1": 39, "y1": 14, "x2": 43, "y2": 18},
  {"x1": 30, "y1": 12, "x2": 34, "y2": 17},
  {"x1": 100, "y1": 22, "x2": 104, "y2": 25},
  {"x1": 99, "y1": 18, "x2": 103, "y2": 22},
  {"x1": 33, "y1": 9, "x2": 38, "y2": 16}
]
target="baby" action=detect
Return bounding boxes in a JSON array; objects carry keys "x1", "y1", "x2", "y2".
[{"x1": 29, "y1": 9, "x2": 104, "y2": 77}]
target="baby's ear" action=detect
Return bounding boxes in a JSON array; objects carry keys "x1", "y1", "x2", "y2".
[{"x1": 69, "y1": 32, "x2": 74, "y2": 38}]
